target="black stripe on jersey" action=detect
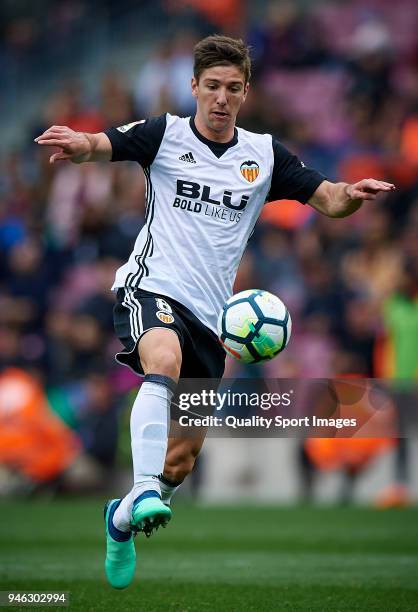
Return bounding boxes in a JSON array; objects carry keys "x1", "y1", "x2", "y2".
[
  {"x1": 126, "y1": 166, "x2": 155, "y2": 287},
  {"x1": 128, "y1": 173, "x2": 153, "y2": 286},
  {"x1": 127, "y1": 169, "x2": 152, "y2": 286},
  {"x1": 141, "y1": 167, "x2": 155, "y2": 279},
  {"x1": 126, "y1": 175, "x2": 151, "y2": 286}
]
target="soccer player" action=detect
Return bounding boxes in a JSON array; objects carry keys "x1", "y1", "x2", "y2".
[{"x1": 35, "y1": 35, "x2": 395, "y2": 589}]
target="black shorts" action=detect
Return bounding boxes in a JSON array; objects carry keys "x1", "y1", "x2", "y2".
[{"x1": 113, "y1": 287, "x2": 226, "y2": 380}]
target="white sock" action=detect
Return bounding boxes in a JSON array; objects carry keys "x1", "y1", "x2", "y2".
[
  {"x1": 159, "y1": 476, "x2": 182, "y2": 506},
  {"x1": 113, "y1": 376, "x2": 174, "y2": 531},
  {"x1": 113, "y1": 489, "x2": 134, "y2": 532}
]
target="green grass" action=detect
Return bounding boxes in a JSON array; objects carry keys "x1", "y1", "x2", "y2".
[{"x1": 0, "y1": 500, "x2": 417, "y2": 611}]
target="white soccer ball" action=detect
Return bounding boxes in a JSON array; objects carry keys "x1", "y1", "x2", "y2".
[{"x1": 217, "y1": 289, "x2": 292, "y2": 364}]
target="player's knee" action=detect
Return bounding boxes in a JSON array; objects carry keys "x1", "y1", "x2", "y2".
[{"x1": 142, "y1": 349, "x2": 181, "y2": 379}]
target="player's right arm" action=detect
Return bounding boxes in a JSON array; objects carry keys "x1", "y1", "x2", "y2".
[{"x1": 34, "y1": 126, "x2": 112, "y2": 164}]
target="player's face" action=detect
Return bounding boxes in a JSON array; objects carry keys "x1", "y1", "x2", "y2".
[{"x1": 191, "y1": 64, "x2": 249, "y2": 141}]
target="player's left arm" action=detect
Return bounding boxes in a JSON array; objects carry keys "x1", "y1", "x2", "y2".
[{"x1": 307, "y1": 179, "x2": 396, "y2": 218}]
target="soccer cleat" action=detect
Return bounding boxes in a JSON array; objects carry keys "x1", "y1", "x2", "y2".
[
  {"x1": 131, "y1": 490, "x2": 172, "y2": 537},
  {"x1": 104, "y1": 499, "x2": 136, "y2": 589}
]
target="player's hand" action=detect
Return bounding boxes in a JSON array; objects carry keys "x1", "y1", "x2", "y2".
[
  {"x1": 346, "y1": 179, "x2": 396, "y2": 201},
  {"x1": 34, "y1": 126, "x2": 92, "y2": 164}
]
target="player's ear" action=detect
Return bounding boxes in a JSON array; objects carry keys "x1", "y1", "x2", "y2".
[
  {"x1": 242, "y1": 82, "x2": 250, "y2": 102},
  {"x1": 191, "y1": 76, "x2": 198, "y2": 99}
]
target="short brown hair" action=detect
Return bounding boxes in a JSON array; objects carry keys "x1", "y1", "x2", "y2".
[{"x1": 193, "y1": 35, "x2": 251, "y2": 84}]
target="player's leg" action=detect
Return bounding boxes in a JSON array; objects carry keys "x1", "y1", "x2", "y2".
[
  {"x1": 113, "y1": 328, "x2": 181, "y2": 533},
  {"x1": 156, "y1": 306, "x2": 226, "y2": 506},
  {"x1": 159, "y1": 434, "x2": 206, "y2": 505},
  {"x1": 130, "y1": 328, "x2": 181, "y2": 531},
  {"x1": 105, "y1": 326, "x2": 181, "y2": 589},
  {"x1": 105, "y1": 289, "x2": 223, "y2": 588}
]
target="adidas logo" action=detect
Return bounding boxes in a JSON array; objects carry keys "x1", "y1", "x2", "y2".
[{"x1": 179, "y1": 152, "x2": 196, "y2": 164}]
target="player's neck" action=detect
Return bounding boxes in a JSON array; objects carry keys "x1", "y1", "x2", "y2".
[{"x1": 194, "y1": 113, "x2": 235, "y2": 143}]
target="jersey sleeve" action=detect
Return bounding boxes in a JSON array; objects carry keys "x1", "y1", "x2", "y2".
[
  {"x1": 268, "y1": 137, "x2": 325, "y2": 204},
  {"x1": 104, "y1": 114, "x2": 167, "y2": 167}
]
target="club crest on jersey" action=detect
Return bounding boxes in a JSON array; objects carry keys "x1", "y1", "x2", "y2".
[
  {"x1": 156, "y1": 311, "x2": 174, "y2": 324},
  {"x1": 240, "y1": 160, "x2": 259, "y2": 183}
]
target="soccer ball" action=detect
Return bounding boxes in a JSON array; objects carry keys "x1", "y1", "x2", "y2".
[{"x1": 217, "y1": 289, "x2": 291, "y2": 364}]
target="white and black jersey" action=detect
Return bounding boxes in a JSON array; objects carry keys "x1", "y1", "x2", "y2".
[{"x1": 105, "y1": 114, "x2": 324, "y2": 333}]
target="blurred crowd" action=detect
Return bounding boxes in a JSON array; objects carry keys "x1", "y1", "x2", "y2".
[{"x1": 0, "y1": 0, "x2": 417, "y2": 493}]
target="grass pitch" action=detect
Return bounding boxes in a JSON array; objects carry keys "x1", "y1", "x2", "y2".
[{"x1": 0, "y1": 500, "x2": 417, "y2": 611}]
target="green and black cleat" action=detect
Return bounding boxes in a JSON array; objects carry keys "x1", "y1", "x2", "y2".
[{"x1": 104, "y1": 499, "x2": 136, "y2": 589}]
